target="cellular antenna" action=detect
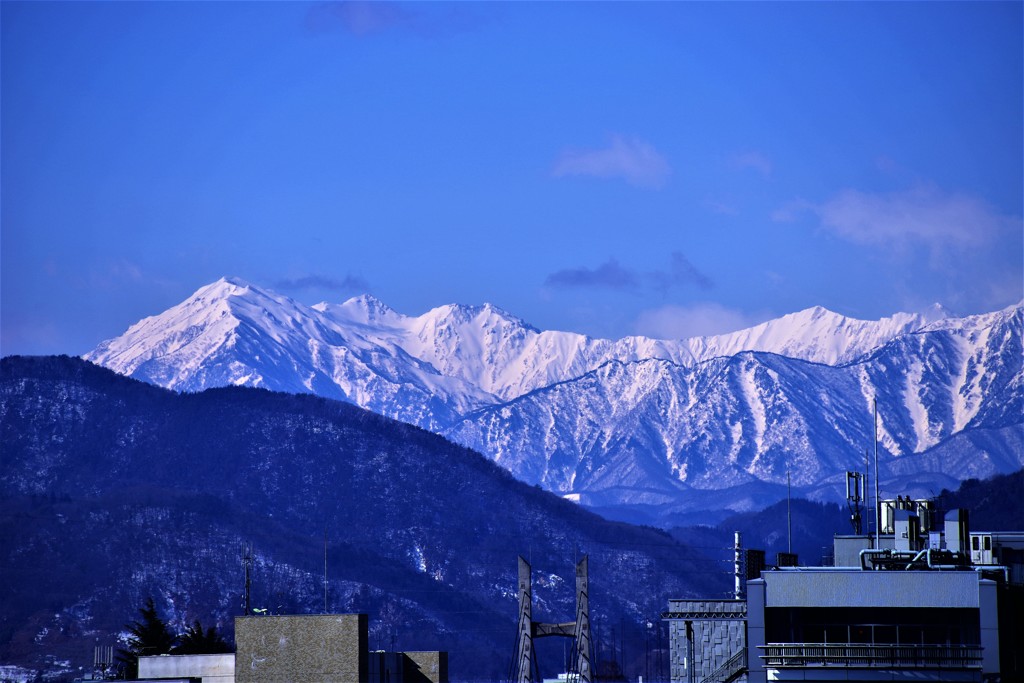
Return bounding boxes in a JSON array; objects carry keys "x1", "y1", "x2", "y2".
[
  {"x1": 846, "y1": 470, "x2": 864, "y2": 535},
  {"x1": 241, "y1": 542, "x2": 254, "y2": 616}
]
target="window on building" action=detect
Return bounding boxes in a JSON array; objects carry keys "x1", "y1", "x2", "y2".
[
  {"x1": 874, "y1": 625, "x2": 897, "y2": 644},
  {"x1": 764, "y1": 607, "x2": 980, "y2": 647},
  {"x1": 850, "y1": 625, "x2": 870, "y2": 643}
]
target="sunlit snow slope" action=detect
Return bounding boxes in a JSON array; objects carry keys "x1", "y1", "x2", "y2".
[{"x1": 85, "y1": 278, "x2": 1023, "y2": 516}]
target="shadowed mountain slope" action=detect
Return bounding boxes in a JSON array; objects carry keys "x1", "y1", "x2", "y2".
[{"x1": 1, "y1": 355, "x2": 726, "y2": 681}]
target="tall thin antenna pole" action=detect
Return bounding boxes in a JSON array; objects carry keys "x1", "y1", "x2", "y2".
[
  {"x1": 787, "y1": 470, "x2": 792, "y2": 554},
  {"x1": 323, "y1": 527, "x2": 328, "y2": 614},
  {"x1": 865, "y1": 448, "x2": 870, "y2": 536},
  {"x1": 873, "y1": 398, "x2": 880, "y2": 548},
  {"x1": 242, "y1": 542, "x2": 253, "y2": 616}
]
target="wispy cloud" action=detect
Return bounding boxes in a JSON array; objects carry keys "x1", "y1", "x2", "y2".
[
  {"x1": 705, "y1": 201, "x2": 739, "y2": 216},
  {"x1": 305, "y1": 1, "x2": 482, "y2": 38},
  {"x1": 545, "y1": 252, "x2": 712, "y2": 294},
  {"x1": 81, "y1": 260, "x2": 177, "y2": 292},
  {"x1": 306, "y1": 1, "x2": 413, "y2": 35},
  {"x1": 545, "y1": 259, "x2": 639, "y2": 291},
  {"x1": 818, "y1": 186, "x2": 1016, "y2": 250},
  {"x1": 275, "y1": 274, "x2": 370, "y2": 293},
  {"x1": 776, "y1": 185, "x2": 1020, "y2": 254},
  {"x1": 634, "y1": 303, "x2": 766, "y2": 340},
  {"x1": 731, "y1": 151, "x2": 773, "y2": 176},
  {"x1": 552, "y1": 135, "x2": 671, "y2": 189}
]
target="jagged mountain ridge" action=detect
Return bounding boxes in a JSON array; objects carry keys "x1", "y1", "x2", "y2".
[
  {"x1": 0, "y1": 355, "x2": 722, "y2": 681},
  {"x1": 446, "y1": 304, "x2": 1023, "y2": 510},
  {"x1": 86, "y1": 279, "x2": 494, "y2": 429},
  {"x1": 86, "y1": 277, "x2": 951, "y2": 409},
  {"x1": 83, "y1": 278, "x2": 1023, "y2": 517}
]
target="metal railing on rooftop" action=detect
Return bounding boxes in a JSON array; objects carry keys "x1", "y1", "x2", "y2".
[
  {"x1": 760, "y1": 643, "x2": 982, "y2": 669},
  {"x1": 702, "y1": 647, "x2": 746, "y2": 683}
]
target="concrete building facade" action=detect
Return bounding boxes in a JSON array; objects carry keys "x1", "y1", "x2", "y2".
[
  {"x1": 235, "y1": 614, "x2": 368, "y2": 683},
  {"x1": 664, "y1": 600, "x2": 746, "y2": 683},
  {"x1": 138, "y1": 653, "x2": 235, "y2": 683},
  {"x1": 665, "y1": 508, "x2": 1022, "y2": 683},
  {"x1": 745, "y1": 569, "x2": 998, "y2": 682},
  {"x1": 136, "y1": 613, "x2": 448, "y2": 683}
]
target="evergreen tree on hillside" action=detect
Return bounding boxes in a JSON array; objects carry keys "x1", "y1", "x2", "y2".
[
  {"x1": 173, "y1": 620, "x2": 232, "y2": 655},
  {"x1": 116, "y1": 597, "x2": 176, "y2": 679}
]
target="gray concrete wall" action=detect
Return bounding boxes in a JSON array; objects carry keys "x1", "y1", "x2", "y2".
[
  {"x1": 745, "y1": 580, "x2": 765, "y2": 683},
  {"x1": 138, "y1": 653, "x2": 235, "y2": 683},
  {"x1": 763, "y1": 570, "x2": 980, "y2": 608},
  {"x1": 235, "y1": 614, "x2": 367, "y2": 683},
  {"x1": 979, "y1": 579, "x2": 1000, "y2": 676},
  {"x1": 833, "y1": 536, "x2": 899, "y2": 567}
]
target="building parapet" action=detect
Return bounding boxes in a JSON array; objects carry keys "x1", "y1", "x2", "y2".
[{"x1": 663, "y1": 599, "x2": 746, "y2": 620}]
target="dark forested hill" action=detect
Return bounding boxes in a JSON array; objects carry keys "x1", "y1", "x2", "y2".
[
  {"x1": 938, "y1": 469, "x2": 1024, "y2": 530},
  {"x1": 0, "y1": 355, "x2": 727, "y2": 681},
  {"x1": 666, "y1": 470, "x2": 1024, "y2": 574}
]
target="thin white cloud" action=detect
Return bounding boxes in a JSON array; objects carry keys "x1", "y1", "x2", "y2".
[
  {"x1": 275, "y1": 273, "x2": 370, "y2": 293},
  {"x1": 552, "y1": 135, "x2": 671, "y2": 189},
  {"x1": 306, "y1": 1, "x2": 413, "y2": 35},
  {"x1": 770, "y1": 198, "x2": 812, "y2": 224},
  {"x1": 732, "y1": 151, "x2": 773, "y2": 176},
  {"x1": 705, "y1": 200, "x2": 739, "y2": 216},
  {"x1": 83, "y1": 260, "x2": 152, "y2": 290},
  {"x1": 634, "y1": 303, "x2": 764, "y2": 340},
  {"x1": 777, "y1": 185, "x2": 1020, "y2": 252},
  {"x1": 304, "y1": 1, "x2": 482, "y2": 38}
]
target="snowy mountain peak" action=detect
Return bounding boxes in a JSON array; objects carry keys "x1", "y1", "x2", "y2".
[
  {"x1": 200, "y1": 275, "x2": 254, "y2": 297},
  {"x1": 921, "y1": 299, "x2": 1022, "y2": 334},
  {"x1": 920, "y1": 302, "x2": 953, "y2": 322},
  {"x1": 681, "y1": 305, "x2": 950, "y2": 366},
  {"x1": 416, "y1": 301, "x2": 535, "y2": 331},
  {"x1": 83, "y1": 277, "x2": 1021, "y2": 517},
  {"x1": 84, "y1": 278, "x2": 321, "y2": 388},
  {"x1": 185, "y1": 277, "x2": 305, "y2": 319},
  {"x1": 319, "y1": 294, "x2": 405, "y2": 327}
]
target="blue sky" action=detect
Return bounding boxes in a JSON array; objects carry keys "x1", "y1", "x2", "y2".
[{"x1": 3, "y1": 1, "x2": 1022, "y2": 355}]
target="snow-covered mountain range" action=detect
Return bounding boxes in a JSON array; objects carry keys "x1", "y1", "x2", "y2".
[{"x1": 85, "y1": 277, "x2": 1023, "y2": 520}]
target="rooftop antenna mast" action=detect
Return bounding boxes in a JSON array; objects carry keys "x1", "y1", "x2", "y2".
[
  {"x1": 241, "y1": 542, "x2": 254, "y2": 616},
  {"x1": 324, "y1": 527, "x2": 328, "y2": 614},
  {"x1": 873, "y1": 398, "x2": 880, "y2": 548},
  {"x1": 846, "y1": 470, "x2": 863, "y2": 535},
  {"x1": 787, "y1": 470, "x2": 792, "y2": 555},
  {"x1": 865, "y1": 447, "x2": 870, "y2": 532}
]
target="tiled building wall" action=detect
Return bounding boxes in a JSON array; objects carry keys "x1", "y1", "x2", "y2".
[{"x1": 667, "y1": 601, "x2": 746, "y2": 683}]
